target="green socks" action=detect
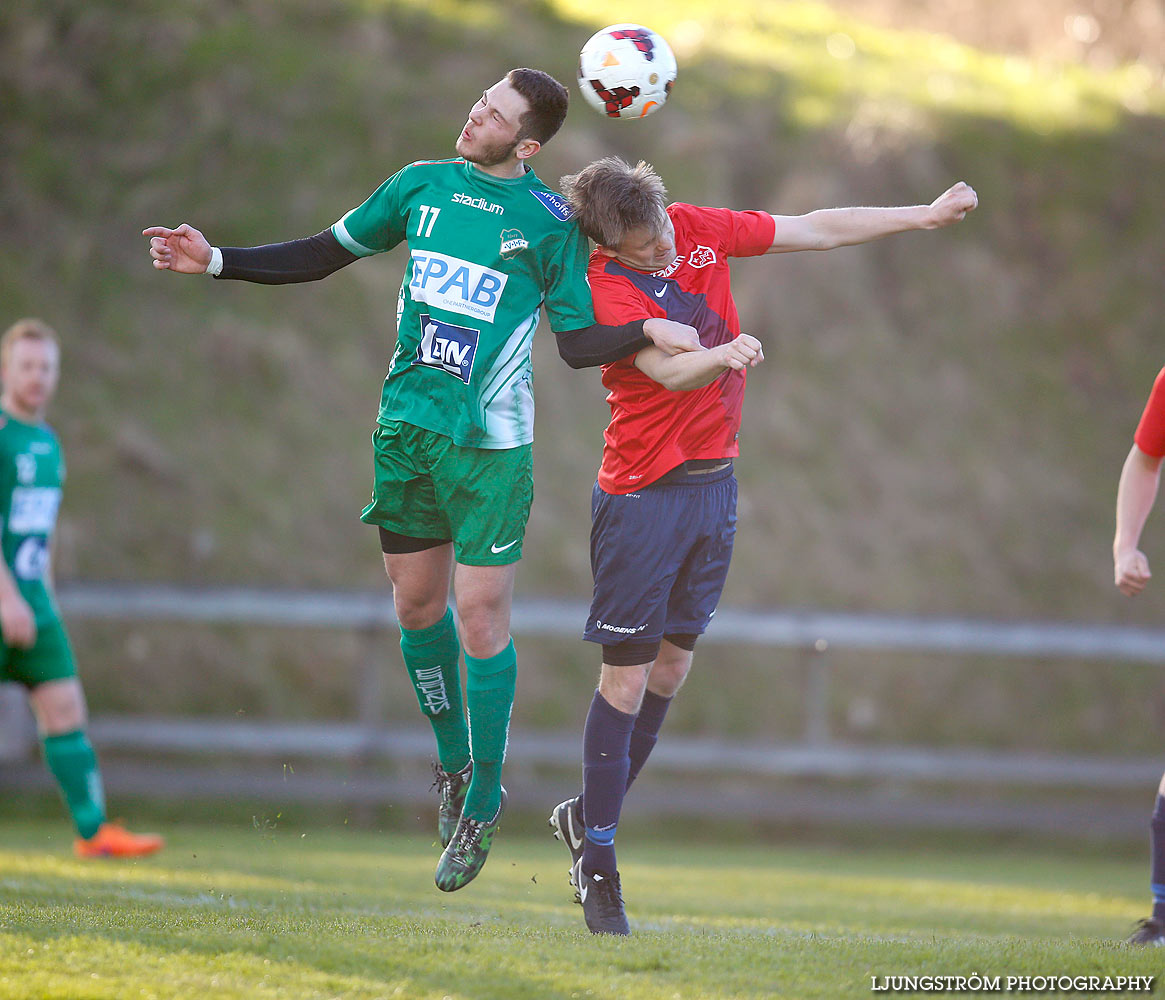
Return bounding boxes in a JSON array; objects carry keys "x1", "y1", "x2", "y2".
[
  {"x1": 463, "y1": 639, "x2": 517, "y2": 821},
  {"x1": 401, "y1": 612, "x2": 517, "y2": 819},
  {"x1": 42, "y1": 729, "x2": 106, "y2": 839},
  {"x1": 400, "y1": 608, "x2": 470, "y2": 774}
]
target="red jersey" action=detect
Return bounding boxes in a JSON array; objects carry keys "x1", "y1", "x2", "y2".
[
  {"x1": 590, "y1": 203, "x2": 775, "y2": 494},
  {"x1": 1135, "y1": 367, "x2": 1165, "y2": 457}
]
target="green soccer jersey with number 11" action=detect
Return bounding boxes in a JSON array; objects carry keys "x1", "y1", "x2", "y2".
[
  {"x1": 332, "y1": 158, "x2": 596, "y2": 450},
  {"x1": 0, "y1": 412, "x2": 65, "y2": 625}
]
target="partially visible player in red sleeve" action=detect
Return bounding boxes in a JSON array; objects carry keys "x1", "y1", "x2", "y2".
[
  {"x1": 549, "y1": 155, "x2": 978, "y2": 937},
  {"x1": 1115, "y1": 367, "x2": 1165, "y2": 597},
  {"x1": 1114, "y1": 367, "x2": 1165, "y2": 948}
]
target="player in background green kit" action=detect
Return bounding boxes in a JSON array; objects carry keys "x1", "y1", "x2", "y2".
[
  {"x1": 0, "y1": 319, "x2": 163, "y2": 859},
  {"x1": 143, "y1": 68, "x2": 697, "y2": 891}
]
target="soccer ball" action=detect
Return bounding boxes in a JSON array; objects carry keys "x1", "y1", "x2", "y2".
[{"x1": 577, "y1": 23, "x2": 676, "y2": 121}]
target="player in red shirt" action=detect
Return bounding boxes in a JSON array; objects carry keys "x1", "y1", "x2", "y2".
[
  {"x1": 548, "y1": 156, "x2": 978, "y2": 934},
  {"x1": 1114, "y1": 367, "x2": 1165, "y2": 945}
]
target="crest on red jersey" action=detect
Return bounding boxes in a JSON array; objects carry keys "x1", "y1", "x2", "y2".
[{"x1": 688, "y1": 245, "x2": 716, "y2": 268}]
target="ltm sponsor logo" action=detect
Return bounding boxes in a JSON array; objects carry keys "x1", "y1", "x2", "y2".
[{"x1": 414, "y1": 314, "x2": 479, "y2": 384}]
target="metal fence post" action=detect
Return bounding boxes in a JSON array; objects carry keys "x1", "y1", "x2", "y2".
[
  {"x1": 356, "y1": 625, "x2": 388, "y2": 733},
  {"x1": 803, "y1": 638, "x2": 831, "y2": 746}
]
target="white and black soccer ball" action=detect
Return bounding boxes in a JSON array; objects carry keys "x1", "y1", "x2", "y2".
[{"x1": 577, "y1": 23, "x2": 676, "y2": 121}]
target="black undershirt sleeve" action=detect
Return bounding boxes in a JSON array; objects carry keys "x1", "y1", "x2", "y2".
[
  {"x1": 216, "y1": 230, "x2": 360, "y2": 284},
  {"x1": 554, "y1": 320, "x2": 650, "y2": 369}
]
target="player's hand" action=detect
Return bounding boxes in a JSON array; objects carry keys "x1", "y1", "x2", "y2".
[
  {"x1": 926, "y1": 182, "x2": 978, "y2": 228},
  {"x1": 1115, "y1": 548, "x2": 1151, "y2": 596},
  {"x1": 715, "y1": 333, "x2": 764, "y2": 371},
  {"x1": 0, "y1": 594, "x2": 37, "y2": 649},
  {"x1": 142, "y1": 223, "x2": 213, "y2": 273},
  {"x1": 644, "y1": 318, "x2": 701, "y2": 356}
]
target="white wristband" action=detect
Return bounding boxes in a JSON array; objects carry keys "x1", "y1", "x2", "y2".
[{"x1": 205, "y1": 246, "x2": 223, "y2": 276}]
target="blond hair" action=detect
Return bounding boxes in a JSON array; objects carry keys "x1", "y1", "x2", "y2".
[
  {"x1": 560, "y1": 156, "x2": 668, "y2": 248},
  {"x1": 1, "y1": 318, "x2": 59, "y2": 368}
]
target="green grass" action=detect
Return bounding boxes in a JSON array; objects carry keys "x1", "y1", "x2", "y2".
[{"x1": 0, "y1": 819, "x2": 1159, "y2": 999}]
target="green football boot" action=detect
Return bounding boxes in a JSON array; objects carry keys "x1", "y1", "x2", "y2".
[
  {"x1": 430, "y1": 761, "x2": 472, "y2": 849},
  {"x1": 434, "y1": 788, "x2": 507, "y2": 892}
]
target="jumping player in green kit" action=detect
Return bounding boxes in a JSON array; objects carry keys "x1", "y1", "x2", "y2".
[
  {"x1": 0, "y1": 318, "x2": 163, "y2": 859},
  {"x1": 143, "y1": 68, "x2": 697, "y2": 891}
]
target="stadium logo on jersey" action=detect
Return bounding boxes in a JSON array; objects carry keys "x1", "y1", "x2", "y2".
[
  {"x1": 499, "y1": 229, "x2": 528, "y2": 259},
  {"x1": 409, "y1": 250, "x2": 508, "y2": 323},
  {"x1": 452, "y1": 192, "x2": 504, "y2": 216},
  {"x1": 688, "y1": 245, "x2": 717, "y2": 268},
  {"x1": 413, "y1": 314, "x2": 479, "y2": 384},
  {"x1": 530, "y1": 189, "x2": 574, "y2": 221},
  {"x1": 654, "y1": 255, "x2": 684, "y2": 279},
  {"x1": 8, "y1": 486, "x2": 61, "y2": 534}
]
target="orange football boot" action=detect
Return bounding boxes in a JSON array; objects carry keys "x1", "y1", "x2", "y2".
[{"x1": 74, "y1": 822, "x2": 164, "y2": 859}]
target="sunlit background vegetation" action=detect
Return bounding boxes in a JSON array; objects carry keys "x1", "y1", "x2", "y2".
[{"x1": 1, "y1": 0, "x2": 1163, "y2": 746}]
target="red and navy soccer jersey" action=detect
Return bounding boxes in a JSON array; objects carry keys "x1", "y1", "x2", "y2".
[
  {"x1": 590, "y1": 203, "x2": 775, "y2": 494},
  {"x1": 1135, "y1": 367, "x2": 1165, "y2": 457}
]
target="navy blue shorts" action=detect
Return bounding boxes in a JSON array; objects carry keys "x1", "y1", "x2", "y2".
[{"x1": 585, "y1": 463, "x2": 737, "y2": 647}]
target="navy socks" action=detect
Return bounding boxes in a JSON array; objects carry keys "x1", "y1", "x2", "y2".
[
  {"x1": 580, "y1": 690, "x2": 637, "y2": 875},
  {"x1": 1150, "y1": 794, "x2": 1165, "y2": 921}
]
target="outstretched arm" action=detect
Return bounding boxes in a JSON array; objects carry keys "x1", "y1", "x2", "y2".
[
  {"x1": 633, "y1": 334, "x2": 763, "y2": 391},
  {"x1": 1114, "y1": 443, "x2": 1162, "y2": 596},
  {"x1": 144, "y1": 225, "x2": 358, "y2": 284},
  {"x1": 766, "y1": 182, "x2": 978, "y2": 253}
]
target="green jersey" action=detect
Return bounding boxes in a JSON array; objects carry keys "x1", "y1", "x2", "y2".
[
  {"x1": 0, "y1": 411, "x2": 65, "y2": 624},
  {"x1": 332, "y1": 158, "x2": 595, "y2": 449}
]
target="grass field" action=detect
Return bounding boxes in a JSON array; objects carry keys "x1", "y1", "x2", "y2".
[{"x1": 0, "y1": 818, "x2": 1160, "y2": 1000}]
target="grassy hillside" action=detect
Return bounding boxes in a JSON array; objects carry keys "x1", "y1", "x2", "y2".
[{"x1": 2, "y1": 0, "x2": 1164, "y2": 730}]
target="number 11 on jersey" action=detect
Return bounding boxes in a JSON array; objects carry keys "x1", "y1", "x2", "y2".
[{"x1": 416, "y1": 205, "x2": 440, "y2": 238}]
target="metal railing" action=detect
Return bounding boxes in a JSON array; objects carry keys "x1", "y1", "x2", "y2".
[{"x1": 2, "y1": 583, "x2": 1164, "y2": 832}]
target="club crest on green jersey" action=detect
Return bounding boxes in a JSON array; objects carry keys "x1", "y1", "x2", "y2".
[
  {"x1": 414, "y1": 314, "x2": 479, "y2": 384},
  {"x1": 500, "y1": 229, "x2": 528, "y2": 259}
]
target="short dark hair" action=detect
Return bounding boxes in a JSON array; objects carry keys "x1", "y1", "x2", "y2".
[
  {"x1": 507, "y1": 68, "x2": 569, "y2": 144},
  {"x1": 559, "y1": 156, "x2": 668, "y2": 247}
]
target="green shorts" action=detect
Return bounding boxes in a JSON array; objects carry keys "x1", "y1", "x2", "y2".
[
  {"x1": 0, "y1": 617, "x2": 78, "y2": 688},
  {"x1": 360, "y1": 420, "x2": 533, "y2": 566}
]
